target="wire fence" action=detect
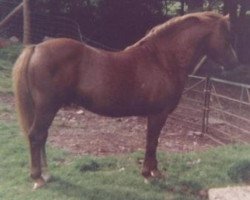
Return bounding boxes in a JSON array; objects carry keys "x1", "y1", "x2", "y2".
[
  {"x1": 0, "y1": 1, "x2": 94, "y2": 47},
  {"x1": 208, "y1": 78, "x2": 250, "y2": 143},
  {"x1": 0, "y1": 0, "x2": 21, "y2": 40},
  {"x1": 0, "y1": 14, "x2": 82, "y2": 42}
]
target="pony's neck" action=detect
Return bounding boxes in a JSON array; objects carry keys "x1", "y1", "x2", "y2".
[{"x1": 157, "y1": 24, "x2": 210, "y2": 74}]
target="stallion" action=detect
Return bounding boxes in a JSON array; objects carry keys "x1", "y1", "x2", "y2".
[{"x1": 12, "y1": 12, "x2": 239, "y2": 189}]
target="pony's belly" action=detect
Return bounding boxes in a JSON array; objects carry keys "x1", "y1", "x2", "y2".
[
  {"x1": 84, "y1": 106, "x2": 162, "y2": 117},
  {"x1": 75, "y1": 86, "x2": 182, "y2": 117},
  {"x1": 77, "y1": 97, "x2": 166, "y2": 117}
]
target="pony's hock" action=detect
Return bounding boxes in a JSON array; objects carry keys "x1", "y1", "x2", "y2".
[{"x1": 12, "y1": 11, "x2": 238, "y2": 189}]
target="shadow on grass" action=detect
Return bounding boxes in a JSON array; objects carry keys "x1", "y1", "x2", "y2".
[
  {"x1": 46, "y1": 176, "x2": 160, "y2": 200},
  {"x1": 150, "y1": 178, "x2": 208, "y2": 200},
  {"x1": 228, "y1": 160, "x2": 250, "y2": 183}
]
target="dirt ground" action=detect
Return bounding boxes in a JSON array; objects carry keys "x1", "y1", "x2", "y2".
[
  {"x1": 208, "y1": 186, "x2": 250, "y2": 200},
  {"x1": 1, "y1": 93, "x2": 218, "y2": 156},
  {"x1": 49, "y1": 106, "x2": 217, "y2": 156}
]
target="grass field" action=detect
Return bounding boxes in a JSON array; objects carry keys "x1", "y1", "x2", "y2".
[
  {"x1": 0, "y1": 45, "x2": 250, "y2": 200},
  {"x1": 1, "y1": 120, "x2": 250, "y2": 200}
]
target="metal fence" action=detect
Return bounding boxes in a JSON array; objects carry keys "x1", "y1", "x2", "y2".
[
  {"x1": 208, "y1": 77, "x2": 250, "y2": 143},
  {"x1": 172, "y1": 75, "x2": 250, "y2": 145}
]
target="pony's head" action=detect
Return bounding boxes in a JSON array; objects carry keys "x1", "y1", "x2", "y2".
[{"x1": 205, "y1": 14, "x2": 239, "y2": 70}]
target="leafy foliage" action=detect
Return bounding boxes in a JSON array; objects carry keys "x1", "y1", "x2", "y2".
[
  {"x1": 0, "y1": 44, "x2": 22, "y2": 93},
  {"x1": 30, "y1": 0, "x2": 165, "y2": 49}
]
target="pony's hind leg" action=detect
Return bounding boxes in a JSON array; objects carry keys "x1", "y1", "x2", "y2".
[
  {"x1": 29, "y1": 126, "x2": 48, "y2": 189},
  {"x1": 41, "y1": 132, "x2": 51, "y2": 182},
  {"x1": 28, "y1": 104, "x2": 57, "y2": 189}
]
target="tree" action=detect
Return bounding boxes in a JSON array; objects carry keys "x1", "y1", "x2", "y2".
[
  {"x1": 23, "y1": 0, "x2": 31, "y2": 44},
  {"x1": 186, "y1": 0, "x2": 204, "y2": 12},
  {"x1": 94, "y1": 0, "x2": 164, "y2": 49},
  {"x1": 223, "y1": 0, "x2": 250, "y2": 64}
]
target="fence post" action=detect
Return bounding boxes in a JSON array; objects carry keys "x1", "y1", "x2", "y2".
[
  {"x1": 202, "y1": 76, "x2": 212, "y2": 134},
  {"x1": 23, "y1": 0, "x2": 31, "y2": 45}
]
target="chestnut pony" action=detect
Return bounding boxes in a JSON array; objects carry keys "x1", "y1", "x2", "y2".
[{"x1": 13, "y1": 12, "x2": 238, "y2": 189}]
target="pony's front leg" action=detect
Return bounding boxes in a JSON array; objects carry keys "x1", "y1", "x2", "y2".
[{"x1": 142, "y1": 111, "x2": 168, "y2": 179}]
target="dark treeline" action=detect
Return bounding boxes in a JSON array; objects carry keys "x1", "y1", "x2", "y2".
[
  {"x1": 28, "y1": 0, "x2": 220, "y2": 47},
  {"x1": 29, "y1": 0, "x2": 216, "y2": 49},
  {"x1": 1, "y1": 0, "x2": 250, "y2": 64},
  {"x1": 30, "y1": 0, "x2": 166, "y2": 49}
]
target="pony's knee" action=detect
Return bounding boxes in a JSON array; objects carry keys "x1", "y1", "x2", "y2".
[
  {"x1": 28, "y1": 128, "x2": 47, "y2": 145},
  {"x1": 28, "y1": 135, "x2": 44, "y2": 148}
]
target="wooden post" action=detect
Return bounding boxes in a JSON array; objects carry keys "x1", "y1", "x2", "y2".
[
  {"x1": 23, "y1": 0, "x2": 31, "y2": 45},
  {"x1": 202, "y1": 76, "x2": 212, "y2": 134}
]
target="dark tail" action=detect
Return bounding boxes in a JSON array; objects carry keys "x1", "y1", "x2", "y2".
[{"x1": 12, "y1": 46, "x2": 35, "y2": 136}]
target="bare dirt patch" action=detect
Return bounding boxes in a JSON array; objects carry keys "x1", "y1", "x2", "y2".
[
  {"x1": 49, "y1": 106, "x2": 216, "y2": 156},
  {"x1": 0, "y1": 94, "x2": 219, "y2": 156},
  {"x1": 209, "y1": 186, "x2": 250, "y2": 200}
]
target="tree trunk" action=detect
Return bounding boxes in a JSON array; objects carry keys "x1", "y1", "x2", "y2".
[{"x1": 23, "y1": 0, "x2": 31, "y2": 45}]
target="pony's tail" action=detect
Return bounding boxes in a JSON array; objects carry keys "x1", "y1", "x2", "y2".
[{"x1": 12, "y1": 46, "x2": 35, "y2": 137}]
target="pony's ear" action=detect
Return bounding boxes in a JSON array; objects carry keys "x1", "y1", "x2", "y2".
[
  {"x1": 224, "y1": 14, "x2": 230, "y2": 21},
  {"x1": 222, "y1": 14, "x2": 230, "y2": 29}
]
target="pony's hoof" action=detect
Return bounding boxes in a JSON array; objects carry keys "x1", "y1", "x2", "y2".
[
  {"x1": 150, "y1": 170, "x2": 165, "y2": 179},
  {"x1": 144, "y1": 178, "x2": 149, "y2": 184},
  {"x1": 42, "y1": 172, "x2": 52, "y2": 182},
  {"x1": 32, "y1": 178, "x2": 46, "y2": 190},
  {"x1": 142, "y1": 169, "x2": 166, "y2": 183}
]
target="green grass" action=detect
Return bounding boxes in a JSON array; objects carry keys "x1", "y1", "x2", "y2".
[
  {"x1": 0, "y1": 44, "x2": 22, "y2": 93},
  {"x1": 1, "y1": 119, "x2": 250, "y2": 200},
  {"x1": 0, "y1": 44, "x2": 23, "y2": 63},
  {"x1": 0, "y1": 59, "x2": 13, "y2": 93}
]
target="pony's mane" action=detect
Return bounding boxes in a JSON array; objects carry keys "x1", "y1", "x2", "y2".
[
  {"x1": 147, "y1": 12, "x2": 221, "y2": 36},
  {"x1": 126, "y1": 12, "x2": 225, "y2": 50}
]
